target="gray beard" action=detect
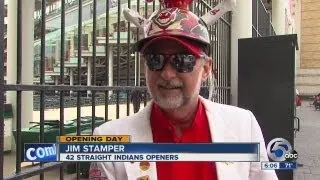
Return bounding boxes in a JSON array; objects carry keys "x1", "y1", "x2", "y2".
[
  {"x1": 146, "y1": 83, "x2": 193, "y2": 109},
  {"x1": 154, "y1": 94, "x2": 190, "y2": 109}
]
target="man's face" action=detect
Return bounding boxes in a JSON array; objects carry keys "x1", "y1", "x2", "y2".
[{"x1": 143, "y1": 40, "x2": 212, "y2": 109}]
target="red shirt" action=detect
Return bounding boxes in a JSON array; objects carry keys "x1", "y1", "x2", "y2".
[{"x1": 150, "y1": 100, "x2": 218, "y2": 180}]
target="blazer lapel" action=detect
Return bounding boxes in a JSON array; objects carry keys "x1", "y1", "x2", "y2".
[
  {"x1": 201, "y1": 97, "x2": 242, "y2": 180},
  {"x1": 123, "y1": 102, "x2": 158, "y2": 180}
]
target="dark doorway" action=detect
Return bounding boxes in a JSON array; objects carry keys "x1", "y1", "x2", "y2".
[{"x1": 238, "y1": 35, "x2": 298, "y2": 180}]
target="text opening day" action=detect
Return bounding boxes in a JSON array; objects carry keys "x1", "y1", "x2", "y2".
[{"x1": 58, "y1": 135, "x2": 131, "y2": 143}]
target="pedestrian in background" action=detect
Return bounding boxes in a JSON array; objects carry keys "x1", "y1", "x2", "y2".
[{"x1": 131, "y1": 90, "x2": 143, "y2": 113}]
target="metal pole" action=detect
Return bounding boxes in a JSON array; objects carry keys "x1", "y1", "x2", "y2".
[
  {"x1": 0, "y1": 0, "x2": 4, "y2": 178},
  {"x1": 59, "y1": 0, "x2": 66, "y2": 178},
  {"x1": 76, "y1": 0, "x2": 83, "y2": 179},
  {"x1": 230, "y1": 0, "x2": 252, "y2": 105}
]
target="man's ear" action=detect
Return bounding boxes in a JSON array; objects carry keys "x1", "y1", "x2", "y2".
[{"x1": 202, "y1": 57, "x2": 212, "y2": 82}]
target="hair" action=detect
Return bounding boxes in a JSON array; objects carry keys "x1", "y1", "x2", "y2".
[{"x1": 208, "y1": 71, "x2": 215, "y2": 101}]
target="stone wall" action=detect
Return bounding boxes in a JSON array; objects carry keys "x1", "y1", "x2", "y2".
[
  {"x1": 301, "y1": 0, "x2": 320, "y2": 68},
  {"x1": 297, "y1": 0, "x2": 320, "y2": 96}
]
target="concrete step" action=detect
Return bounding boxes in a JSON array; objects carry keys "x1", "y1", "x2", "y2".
[
  {"x1": 296, "y1": 68, "x2": 320, "y2": 96},
  {"x1": 297, "y1": 68, "x2": 320, "y2": 75},
  {"x1": 296, "y1": 76, "x2": 320, "y2": 84}
]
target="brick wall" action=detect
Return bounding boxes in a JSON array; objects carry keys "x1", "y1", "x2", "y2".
[{"x1": 301, "y1": 0, "x2": 320, "y2": 68}]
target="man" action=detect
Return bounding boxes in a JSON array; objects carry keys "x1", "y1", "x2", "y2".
[
  {"x1": 313, "y1": 93, "x2": 320, "y2": 109},
  {"x1": 89, "y1": 0, "x2": 278, "y2": 179},
  {"x1": 295, "y1": 89, "x2": 302, "y2": 107}
]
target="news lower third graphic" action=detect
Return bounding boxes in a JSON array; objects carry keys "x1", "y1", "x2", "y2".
[
  {"x1": 262, "y1": 138, "x2": 298, "y2": 170},
  {"x1": 23, "y1": 136, "x2": 261, "y2": 162},
  {"x1": 58, "y1": 143, "x2": 260, "y2": 162}
]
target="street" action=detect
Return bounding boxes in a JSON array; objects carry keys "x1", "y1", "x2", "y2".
[{"x1": 294, "y1": 101, "x2": 320, "y2": 180}]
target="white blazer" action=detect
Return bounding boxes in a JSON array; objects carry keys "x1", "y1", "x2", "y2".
[{"x1": 90, "y1": 97, "x2": 278, "y2": 180}]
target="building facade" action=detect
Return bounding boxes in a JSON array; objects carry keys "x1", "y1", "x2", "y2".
[{"x1": 297, "y1": 0, "x2": 320, "y2": 96}]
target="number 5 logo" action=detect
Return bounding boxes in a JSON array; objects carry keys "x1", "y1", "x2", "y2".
[{"x1": 267, "y1": 138, "x2": 292, "y2": 162}]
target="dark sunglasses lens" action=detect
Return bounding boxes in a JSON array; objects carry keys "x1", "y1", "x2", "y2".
[
  {"x1": 145, "y1": 54, "x2": 165, "y2": 71},
  {"x1": 171, "y1": 54, "x2": 196, "y2": 73}
]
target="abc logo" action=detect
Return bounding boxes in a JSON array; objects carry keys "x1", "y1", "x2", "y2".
[
  {"x1": 285, "y1": 150, "x2": 298, "y2": 162},
  {"x1": 267, "y1": 138, "x2": 298, "y2": 162}
]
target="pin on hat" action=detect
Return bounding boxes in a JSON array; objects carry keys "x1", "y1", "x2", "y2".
[{"x1": 123, "y1": 0, "x2": 237, "y2": 55}]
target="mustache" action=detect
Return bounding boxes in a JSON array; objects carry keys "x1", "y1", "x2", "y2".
[{"x1": 157, "y1": 79, "x2": 183, "y2": 88}]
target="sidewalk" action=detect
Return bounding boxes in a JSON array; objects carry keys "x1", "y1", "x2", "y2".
[{"x1": 294, "y1": 101, "x2": 320, "y2": 180}]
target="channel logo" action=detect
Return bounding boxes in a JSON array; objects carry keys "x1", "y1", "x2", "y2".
[
  {"x1": 267, "y1": 138, "x2": 298, "y2": 162},
  {"x1": 24, "y1": 143, "x2": 57, "y2": 162}
]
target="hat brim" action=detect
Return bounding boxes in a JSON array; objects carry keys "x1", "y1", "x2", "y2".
[{"x1": 134, "y1": 35, "x2": 208, "y2": 57}]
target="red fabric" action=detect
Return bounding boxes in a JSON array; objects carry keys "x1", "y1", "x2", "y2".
[
  {"x1": 296, "y1": 96, "x2": 302, "y2": 106},
  {"x1": 150, "y1": 100, "x2": 218, "y2": 180}
]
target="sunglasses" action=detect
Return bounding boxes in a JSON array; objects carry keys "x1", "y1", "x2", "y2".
[{"x1": 143, "y1": 53, "x2": 203, "y2": 73}]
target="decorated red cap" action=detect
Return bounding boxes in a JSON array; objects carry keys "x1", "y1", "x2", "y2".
[
  {"x1": 123, "y1": 0, "x2": 237, "y2": 55},
  {"x1": 134, "y1": 7, "x2": 210, "y2": 55}
]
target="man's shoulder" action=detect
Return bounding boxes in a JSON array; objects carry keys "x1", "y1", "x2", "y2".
[
  {"x1": 205, "y1": 100, "x2": 251, "y2": 116},
  {"x1": 215, "y1": 102, "x2": 250, "y2": 115},
  {"x1": 205, "y1": 101, "x2": 259, "y2": 142},
  {"x1": 203, "y1": 100, "x2": 254, "y2": 125}
]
